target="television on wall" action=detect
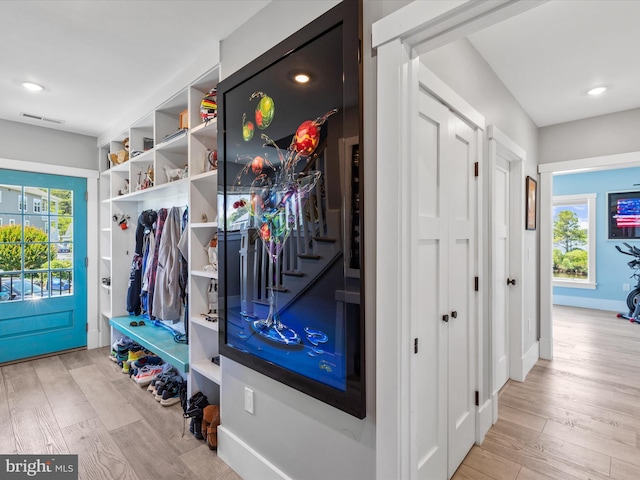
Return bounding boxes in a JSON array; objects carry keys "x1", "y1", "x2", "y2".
[
  {"x1": 217, "y1": 1, "x2": 365, "y2": 418},
  {"x1": 609, "y1": 191, "x2": 640, "y2": 239}
]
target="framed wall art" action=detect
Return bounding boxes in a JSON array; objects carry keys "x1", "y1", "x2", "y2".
[
  {"x1": 608, "y1": 190, "x2": 640, "y2": 239},
  {"x1": 217, "y1": 1, "x2": 365, "y2": 418},
  {"x1": 526, "y1": 176, "x2": 537, "y2": 231}
]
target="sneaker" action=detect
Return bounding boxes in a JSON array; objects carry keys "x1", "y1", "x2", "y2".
[
  {"x1": 160, "y1": 378, "x2": 186, "y2": 406},
  {"x1": 132, "y1": 365, "x2": 165, "y2": 386},
  {"x1": 131, "y1": 355, "x2": 163, "y2": 370},
  {"x1": 155, "y1": 375, "x2": 181, "y2": 401},
  {"x1": 149, "y1": 372, "x2": 174, "y2": 394},
  {"x1": 123, "y1": 349, "x2": 146, "y2": 374}
]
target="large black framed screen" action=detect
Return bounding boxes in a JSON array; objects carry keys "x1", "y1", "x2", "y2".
[
  {"x1": 217, "y1": 1, "x2": 364, "y2": 418},
  {"x1": 609, "y1": 190, "x2": 640, "y2": 239}
]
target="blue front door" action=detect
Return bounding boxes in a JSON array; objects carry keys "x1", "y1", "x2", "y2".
[{"x1": 0, "y1": 169, "x2": 87, "y2": 363}]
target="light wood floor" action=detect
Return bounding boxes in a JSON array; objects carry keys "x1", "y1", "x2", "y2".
[
  {"x1": 4, "y1": 306, "x2": 638, "y2": 480},
  {"x1": 454, "y1": 305, "x2": 640, "y2": 480},
  {"x1": 0, "y1": 346, "x2": 241, "y2": 480}
]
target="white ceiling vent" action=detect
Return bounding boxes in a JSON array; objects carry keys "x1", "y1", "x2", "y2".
[{"x1": 20, "y1": 112, "x2": 65, "y2": 124}]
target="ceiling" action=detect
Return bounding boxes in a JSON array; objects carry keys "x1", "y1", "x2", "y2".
[
  {"x1": 0, "y1": 1, "x2": 639, "y2": 138},
  {"x1": 467, "y1": 0, "x2": 640, "y2": 127},
  {"x1": 0, "y1": 0, "x2": 270, "y2": 138}
]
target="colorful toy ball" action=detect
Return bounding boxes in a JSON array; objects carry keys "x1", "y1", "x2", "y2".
[{"x1": 200, "y1": 88, "x2": 217, "y2": 122}]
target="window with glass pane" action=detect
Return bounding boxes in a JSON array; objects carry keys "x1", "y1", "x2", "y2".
[
  {"x1": 0, "y1": 184, "x2": 73, "y2": 301},
  {"x1": 553, "y1": 193, "x2": 596, "y2": 288}
]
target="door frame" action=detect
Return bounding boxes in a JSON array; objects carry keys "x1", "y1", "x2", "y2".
[
  {"x1": 373, "y1": 2, "x2": 546, "y2": 479},
  {"x1": 488, "y1": 126, "x2": 525, "y2": 423},
  {"x1": 0, "y1": 158, "x2": 102, "y2": 348},
  {"x1": 538, "y1": 151, "x2": 640, "y2": 360}
]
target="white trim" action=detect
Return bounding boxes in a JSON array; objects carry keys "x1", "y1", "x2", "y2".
[
  {"x1": 522, "y1": 340, "x2": 539, "y2": 379},
  {"x1": 539, "y1": 150, "x2": 640, "y2": 174},
  {"x1": 487, "y1": 125, "x2": 526, "y2": 397},
  {"x1": 419, "y1": 64, "x2": 486, "y2": 131},
  {"x1": 539, "y1": 337, "x2": 553, "y2": 360},
  {"x1": 476, "y1": 398, "x2": 493, "y2": 444},
  {"x1": 552, "y1": 193, "x2": 597, "y2": 289},
  {"x1": 0, "y1": 158, "x2": 99, "y2": 179},
  {"x1": 0, "y1": 157, "x2": 99, "y2": 352},
  {"x1": 488, "y1": 125, "x2": 526, "y2": 161},
  {"x1": 86, "y1": 176, "x2": 102, "y2": 348},
  {"x1": 553, "y1": 295, "x2": 626, "y2": 312},
  {"x1": 218, "y1": 426, "x2": 293, "y2": 480},
  {"x1": 553, "y1": 280, "x2": 596, "y2": 289},
  {"x1": 372, "y1": 0, "x2": 546, "y2": 54},
  {"x1": 376, "y1": 38, "x2": 409, "y2": 480},
  {"x1": 539, "y1": 171, "x2": 554, "y2": 360}
]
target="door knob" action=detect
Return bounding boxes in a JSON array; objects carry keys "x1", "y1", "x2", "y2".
[
  {"x1": 507, "y1": 278, "x2": 516, "y2": 286},
  {"x1": 442, "y1": 314, "x2": 449, "y2": 323},
  {"x1": 451, "y1": 311, "x2": 457, "y2": 319}
]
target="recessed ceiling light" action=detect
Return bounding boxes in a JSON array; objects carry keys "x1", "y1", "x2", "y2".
[
  {"x1": 293, "y1": 73, "x2": 311, "y2": 84},
  {"x1": 586, "y1": 86, "x2": 608, "y2": 96},
  {"x1": 21, "y1": 82, "x2": 44, "y2": 92}
]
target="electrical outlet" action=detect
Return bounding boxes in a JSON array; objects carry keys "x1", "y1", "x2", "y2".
[
  {"x1": 624, "y1": 283, "x2": 630, "y2": 292},
  {"x1": 244, "y1": 387, "x2": 254, "y2": 414}
]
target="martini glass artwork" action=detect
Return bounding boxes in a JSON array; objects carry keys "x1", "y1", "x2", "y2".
[{"x1": 235, "y1": 104, "x2": 338, "y2": 346}]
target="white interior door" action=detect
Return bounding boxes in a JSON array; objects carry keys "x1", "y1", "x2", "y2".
[
  {"x1": 446, "y1": 117, "x2": 477, "y2": 475},
  {"x1": 412, "y1": 85, "x2": 476, "y2": 480},
  {"x1": 493, "y1": 157, "x2": 510, "y2": 391},
  {"x1": 412, "y1": 86, "x2": 449, "y2": 480}
]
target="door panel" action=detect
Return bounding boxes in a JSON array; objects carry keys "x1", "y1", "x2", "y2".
[
  {"x1": 414, "y1": 90, "x2": 449, "y2": 480},
  {"x1": 415, "y1": 239, "x2": 445, "y2": 472},
  {"x1": 414, "y1": 83, "x2": 477, "y2": 480},
  {"x1": 494, "y1": 158, "x2": 510, "y2": 391},
  {"x1": 0, "y1": 170, "x2": 87, "y2": 363},
  {"x1": 447, "y1": 118, "x2": 476, "y2": 475}
]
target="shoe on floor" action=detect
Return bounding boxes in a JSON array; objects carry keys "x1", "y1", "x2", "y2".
[{"x1": 132, "y1": 365, "x2": 165, "y2": 386}]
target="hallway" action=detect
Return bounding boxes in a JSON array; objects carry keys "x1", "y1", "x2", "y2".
[{"x1": 455, "y1": 305, "x2": 640, "y2": 479}]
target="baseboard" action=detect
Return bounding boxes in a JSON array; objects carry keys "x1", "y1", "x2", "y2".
[
  {"x1": 218, "y1": 426, "x2": 293, "y2": 480},
  {"x1": 539, "y1": 337, "x2": 553, "y2": 360},
  {"x1": 87, "y1": 329, "x2": 100, "y2": 349},
  {"x1": 476, "y1": 398, "x2": 493, "y2": 444},
  {"x1": 522, "y1": 340, "x2": 539, "y2": 379},
  {"x1": 553, "y1": 295, "x2": 626, "y2": 313},
  {"x1": 491, "y1": 392, "x2": 499, "y2": 424}
]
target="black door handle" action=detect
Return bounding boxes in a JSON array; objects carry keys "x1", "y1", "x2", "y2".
[
  {"x1": 442, "y1": 314, "x2": 449, "y2": 323},
  {"x1": 451, "y1": 311, "x2": 457, "y2": 319},
  {"x1": 507, "y1": 278, "x2": 516, "y2": 286}
]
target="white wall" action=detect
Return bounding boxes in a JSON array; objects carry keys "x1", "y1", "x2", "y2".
[
  {"x1": 0, "y1": 119, "x2": 97, "y2": 170},
  {"x1": 419, "y1": 38, "x2": 540, "y2": 393},
  {"x1": 218, "y1": 2, "x2": 380, "y2": 479},
  {"x1": 539, "y1": 107, "x2": 640, "y2": 163}
]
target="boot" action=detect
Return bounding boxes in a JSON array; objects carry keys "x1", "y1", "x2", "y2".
[{"x1": 192, "y1": 416, "x2": 204, "y2": 440}]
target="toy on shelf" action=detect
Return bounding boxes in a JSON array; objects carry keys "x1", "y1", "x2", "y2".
[
  {"x1": 135, "y1": 166, "x2": 154, "y2": 191},
  {"x1": 206, "y1": 149, "x2": 218, "y2": 171},
  {"x1": 163, "y1": 165, "x2": 188, "y2": 182},
  {"x1": 112, "y1": 213, "x2": 130, "y2": 230},
  {"x1": 200, "y1": 88, "x2": 217, "y2": 123},
  {"x1": 109, "y1": 137, "x2": 130, "y2": 166},
  {"x1": 118, "y1": 178, "x2": 129, "y2": 196},
  {"x1": 203, "y1": 233, "x2": 218, "y2": 273}
]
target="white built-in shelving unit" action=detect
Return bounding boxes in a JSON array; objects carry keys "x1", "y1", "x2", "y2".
[{"x1": 98, "y1": 67, "x2": 220, "y2": 403}]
